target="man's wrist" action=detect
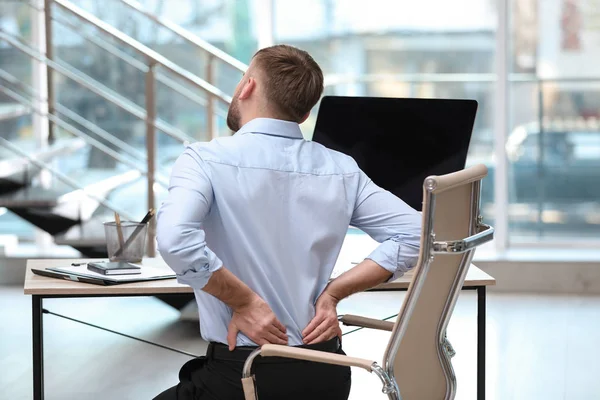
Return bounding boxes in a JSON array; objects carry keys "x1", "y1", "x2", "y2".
[
  {"x1": 203, "y1": 268, "x2": 261, "y2": 311},
  {"x1": 318, "y1": 290, "x2": 341, "y2": 308},
  {"x1": 230, "y1": 290, "x2": 260, "y2": 312},
  {"x1": 321, "y1": 259, "x2": 392, "y2": 305}
]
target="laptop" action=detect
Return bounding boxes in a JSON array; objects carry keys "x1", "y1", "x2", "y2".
[{"x1": 312, "y1": 96, "x2": 478, "y2": 211}]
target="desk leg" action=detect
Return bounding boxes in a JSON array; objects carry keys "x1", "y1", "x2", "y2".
[
  {"x1": 33, "y1": 295, "x2": 44, "y2": 400},
  {"x1": 477, "y1": 286, "x2": 486, "y2": 400}
]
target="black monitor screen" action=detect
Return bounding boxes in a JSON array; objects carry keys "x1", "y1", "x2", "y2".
[{"x1": 312, "y1": 96, "x2": 477, "y2": 211}]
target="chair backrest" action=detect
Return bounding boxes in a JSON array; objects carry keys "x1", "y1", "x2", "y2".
[{"x1": 382, "y1": 164, "x2": 491, "y2": 400}]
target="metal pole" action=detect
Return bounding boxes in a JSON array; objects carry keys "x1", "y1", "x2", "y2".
[
  {"x1": 477, "y1": 286, "x2": 486, "y2": 400},
  {"x1": 206, "y1": 55, "x2": 216, "y2": 139},
  {"x1": 32, "y1": 296, "x2": 44, "y2": 400},
  {"x1": 145, "y1": 62, "x2": 157, "y2": 257},
  {"x1": 493, "y1": 0, "x2": 509, "y2": 252},
  {"x1": 44, "y1": 0, "x2": 55, "y2": 144},
  {"x1": 32, "y1": 0, "x2": 49, "y2": 150},
  {"x1": 35, "y1": 0, "x2": 54, "y2": 251},
  {"x1": 536, "y1": 82, "x2": 545, "y2": 237}
]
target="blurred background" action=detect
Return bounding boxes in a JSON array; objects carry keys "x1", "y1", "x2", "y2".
[
  {"x1": 2, "y1": 2, "x2": 600, "y2": 399},
  {"x1": 1, "y1": 0, "x2": 599, "y2": 255}
]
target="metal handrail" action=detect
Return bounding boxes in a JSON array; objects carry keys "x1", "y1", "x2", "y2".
[
  {"x1": 0, "y1": 104, "x2": 29, "y2": 121},
  {"x1": 0, "y1": 30, "x2": 193, "y2": 145},
  {"x1": 0, "y1": 83, "x2": 169, "y2": 188},
  {"x1": 53, "y1": 0, "x2": 232, "y2": 106},
  {"x1": 118, "y1": 0, "x2": 247, "y2": 73},
  {"x1": 0, "y1": 136, "x2": 136, "y2": 221}
]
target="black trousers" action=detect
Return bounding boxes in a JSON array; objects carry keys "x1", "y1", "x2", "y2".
[{"x1": 154, "y1": 337, "x2": 351, "y2": 400}]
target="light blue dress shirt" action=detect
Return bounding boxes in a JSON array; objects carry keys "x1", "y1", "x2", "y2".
[{"x1": 157, "y1": 118, "x2": 422, "y2": 346}]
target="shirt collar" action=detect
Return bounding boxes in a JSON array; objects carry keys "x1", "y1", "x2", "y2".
[{"x1": 236, "y1": 118, "x2": 304, "y2": 140}]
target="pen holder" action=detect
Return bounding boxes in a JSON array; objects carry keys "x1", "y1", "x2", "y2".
[{"x1": 104, "y1": 221, "x2": 148, "y2": 263}]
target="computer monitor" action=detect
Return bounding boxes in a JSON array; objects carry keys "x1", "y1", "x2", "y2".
[{"x1": 312, "y1": 96, "x2": 478, "y2": 211}]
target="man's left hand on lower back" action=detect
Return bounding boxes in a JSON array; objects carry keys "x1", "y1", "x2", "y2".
[{"x1": 302, "y1": 292, "x2": 342, "y2": 344}]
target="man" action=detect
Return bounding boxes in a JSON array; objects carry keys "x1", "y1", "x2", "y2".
[{"x1": 155, "y1": 45, "x2": 421, "y2": 400}]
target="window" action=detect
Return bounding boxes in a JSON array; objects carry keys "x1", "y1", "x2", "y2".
[{"x1": 509, "y1": 0, "x2": 600, "y2": 241}]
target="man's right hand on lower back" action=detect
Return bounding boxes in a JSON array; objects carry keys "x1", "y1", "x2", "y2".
[{"x1": 227, "y1": 294, "x2": 288, "y2": 350}]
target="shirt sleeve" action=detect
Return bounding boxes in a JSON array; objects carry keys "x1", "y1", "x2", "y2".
[
  {"x1": 350, "y1": 170, "x2": 422, "y2": 280},
  {"x1": 156, "y1": 147, "x2": 223, "y2": 289}
]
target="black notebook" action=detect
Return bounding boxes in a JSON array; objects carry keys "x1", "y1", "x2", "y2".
[{"x1": 87, "y1": 261, "x2": 142, "y2": 276}]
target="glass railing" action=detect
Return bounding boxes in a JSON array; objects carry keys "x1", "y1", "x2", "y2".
[
  {"x1": 0, "y1": 0, "x2": 236, "y2": 250},
  {"x1": 65, "y1": 0, "x2": 247, "y2": 93},
  {"x1": 0, "y1": 110, "x2": 37, "y2": 240},
  {"x1": 0, "y1": 9, "x2": 37, "y2": 239}
]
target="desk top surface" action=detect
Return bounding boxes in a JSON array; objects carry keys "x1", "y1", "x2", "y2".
[{"x1": 24, "y1": 258, "x2": 495, "y2": 296}]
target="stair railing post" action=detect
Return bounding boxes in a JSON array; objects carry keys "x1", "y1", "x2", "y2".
[
  {"x1": 206, "y1": 55, "x2": 216, "y2": 139},
  {"x1": 44, "y1": 0, "x2": 55, "y2": 144},
  {"x1": 145, "y1": 61, "x2": 157, "y2": 257}
]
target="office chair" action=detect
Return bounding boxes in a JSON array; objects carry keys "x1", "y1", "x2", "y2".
[{"x1": 241, "y1": 164, "x2": 494, "y2": 400}]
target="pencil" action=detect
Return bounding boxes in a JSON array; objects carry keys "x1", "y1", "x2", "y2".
[{"x1": 114, "y1": 212, "x2": 125, "y2": 249}]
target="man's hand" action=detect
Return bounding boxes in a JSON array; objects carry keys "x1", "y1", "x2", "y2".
[
  {"x1": 227, "y1": 294, "x2": 288, "y2": 350},
  {"x1": 302, "y1": 292, "x2": 342, "y2": 345},
  {"x1": 303, "y1": 260, "x2": 393, "y2": 345},
  {"x1": 199, "y1": 268, "x2": 288, "y2": 350}
]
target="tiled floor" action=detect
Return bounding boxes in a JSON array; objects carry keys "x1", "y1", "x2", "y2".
[{"x1": 1, "y1": 286, "x2": 599, "y2": 399}]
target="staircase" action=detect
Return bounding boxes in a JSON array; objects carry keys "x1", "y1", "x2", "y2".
[{"x1": 0, "y1": 0, "x2": 247, "y2": 259}]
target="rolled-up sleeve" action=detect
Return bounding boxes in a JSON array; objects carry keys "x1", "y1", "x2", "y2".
[
  {"x1": 157, "y1": 148, "x2": 223, "y2": 289},
  {"x1": 351, "y1": 171, "x2": 422, "y2": 280}
]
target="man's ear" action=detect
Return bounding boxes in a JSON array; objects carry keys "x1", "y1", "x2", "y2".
[
  {"x1": 299, "y1": 112, "x2": 310, "y2": 124},
  {"x1": 238, "y1": 77, "x2": 256, "y2": 100}
]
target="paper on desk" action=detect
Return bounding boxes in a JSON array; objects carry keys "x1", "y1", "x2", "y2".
[{"x1": 49, "y1": 258, "x2": 175, "y2": 282}]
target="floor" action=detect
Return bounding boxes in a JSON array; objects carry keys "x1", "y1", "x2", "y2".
[{"x1": 1, "y1": 286, "x2": 599, "y2": 400}]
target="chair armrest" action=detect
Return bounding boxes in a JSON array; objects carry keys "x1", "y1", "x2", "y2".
[
  {"x1": 260, "y1": 344, "x2": 375, "y2": 371},
  {"x1": 432, "y1": 222, "x2": 494, "y2": 253},
  {"x1": 242, "y1": 346, "x2": 395, "y2": 400},
  {"x1": 339, "y1": 314, "x2": 394, "y2": 331},
  {"x1": 241, "y1": 377, "x2": 257, "y2": 400}
]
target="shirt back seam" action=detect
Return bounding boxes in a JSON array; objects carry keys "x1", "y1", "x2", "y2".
[{"x1": 202, "y1": 159, "x2": 361, "y2": 177}]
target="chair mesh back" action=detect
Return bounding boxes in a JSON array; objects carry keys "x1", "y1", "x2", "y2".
[{"x1": 384, "y1": 181, "x2": 477, "y2": 400}]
